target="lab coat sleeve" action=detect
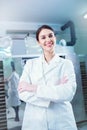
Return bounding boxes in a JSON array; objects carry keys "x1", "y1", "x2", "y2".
[
  {"x1": 18, "y1": 60, "x2": 50, "y2": 107},
  {"x1": 18, "y1": 60, "x2": 35, "y2": 102},
  {"x1": 36, "y1": 60, "x2": 77, "y2": 102}
]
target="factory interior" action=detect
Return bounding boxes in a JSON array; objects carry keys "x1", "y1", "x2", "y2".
[{"x1": 0, "y1": 0, "x2": 87, "y2": 130}]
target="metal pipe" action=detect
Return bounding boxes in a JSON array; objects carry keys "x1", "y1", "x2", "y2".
[{"x1": 61, "y1": 21, "x2": 77, "y2": 46}]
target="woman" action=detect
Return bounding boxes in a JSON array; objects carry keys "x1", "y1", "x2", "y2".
[
  {"x1": 7, "y1": 61, "x2": 21, "y2": 121},
  {"x1": 18, "y1": 25, "x2": 77, "y2": 130}
]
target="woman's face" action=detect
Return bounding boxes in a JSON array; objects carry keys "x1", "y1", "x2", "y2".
[{"x1": 38, "y1": 29, "x2": 56, "y2": 53}]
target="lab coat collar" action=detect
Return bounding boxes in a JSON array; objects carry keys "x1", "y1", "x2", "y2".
[
  {"x1": 35, "y1": 54, "x2": 62, "y2": 82},
  {"x1": 39, "y1": 54, "x2": 61, "y2": 65}
]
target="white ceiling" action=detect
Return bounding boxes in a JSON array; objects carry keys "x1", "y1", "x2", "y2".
[
  {"x1": 0, "y1": 0, "x2": 87, "y2": 37},
  {"x1": 0, "y1": 0, "x2": 87, "y2": 56},
  {"x1": 0, "y1": 0, "x2": 87, "y2": 24}
]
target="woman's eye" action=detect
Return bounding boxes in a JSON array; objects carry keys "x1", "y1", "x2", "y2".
[
  {"x1": 49, "y1": 34, "x2": 54, "y2": 38},
  {"x1": 41, "y1": 36, "x2": 46, "y2": 39}
]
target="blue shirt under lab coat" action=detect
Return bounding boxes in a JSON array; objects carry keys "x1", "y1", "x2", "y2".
[{"x1": 18, "y1": 54, "x2": 77, "y2": 130}]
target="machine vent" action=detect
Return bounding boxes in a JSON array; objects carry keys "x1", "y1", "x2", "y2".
[
  {"x1": 0, "y1": 61, "x2": 7, "y2": 130},
  {"x1": 80, "y1": 61, "x2": 87, "y2": 113}
]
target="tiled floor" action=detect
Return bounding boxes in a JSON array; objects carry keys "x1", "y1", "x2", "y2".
[
  {"x1": 78, "y1": 124, "x2": 87, "y2": 130},
  {"x1": 6, "y1": 101, "x2": 87, "y2": 130},
  {"x1": 7, "y1": 102, "x2": 25, "y2": 130}
]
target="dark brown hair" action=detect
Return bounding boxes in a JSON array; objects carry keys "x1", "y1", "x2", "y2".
[{"x1": 36, "y1": 25, "x2": 54, "y2": 41}]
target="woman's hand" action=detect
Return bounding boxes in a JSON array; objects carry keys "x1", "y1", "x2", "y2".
[
  {"x1": 56, "y1": 76, "x2": 68, "y2": 85},
  {"x1": 59, "y1": 76, "x2": 68, "y2": 84},
  {"x1": 18, "y1": 81, "x2": 37, "y2": 93}
]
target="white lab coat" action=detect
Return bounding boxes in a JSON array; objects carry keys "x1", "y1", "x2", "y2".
[
  {"x1": 7, "y1": 71, "x2": 21, "y2": 107},
  {"x1": 18, "y1": 54, "x2": 77, "y2": 130}
]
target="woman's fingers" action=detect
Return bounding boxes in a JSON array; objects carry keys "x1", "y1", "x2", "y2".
[
  {"x1": 18, "y1": 81, "x2": 37, "y2": 93},
  {"x1": 56, "y1": 75, "x2": 68, "y2": 85},
  {"x1": 61, "y1": 76, "x2": 68, "y2": 84}
]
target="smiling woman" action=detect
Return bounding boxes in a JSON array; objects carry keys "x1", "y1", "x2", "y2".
[{"x1": 18, "y1": 25, "x2": 77, "y2": 130}]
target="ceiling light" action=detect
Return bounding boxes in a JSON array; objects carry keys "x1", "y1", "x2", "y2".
[{"x1": 83, "y1": 13, "x2": 87, "y2": 19}]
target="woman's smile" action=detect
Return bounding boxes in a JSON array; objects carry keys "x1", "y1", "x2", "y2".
[{"x1": 45, "y1": 41, "x2": 53, "y2": 47}]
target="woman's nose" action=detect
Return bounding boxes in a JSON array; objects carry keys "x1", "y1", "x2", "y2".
[{"x1": 46, "y1": 36, "x2": 51, "y2": 41}]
